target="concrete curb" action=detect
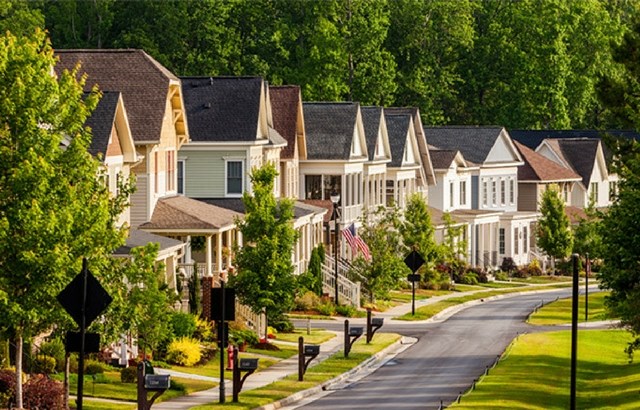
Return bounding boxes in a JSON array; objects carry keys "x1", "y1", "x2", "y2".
[{"x1": 254, "y1": 335, "x2": 417, "y2": 410}]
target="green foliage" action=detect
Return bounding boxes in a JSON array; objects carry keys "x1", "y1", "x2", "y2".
[
  {"x1": 229, "y1": 329, "x2": 259, "y2": 347},
  {"x1": 119, "y1": 366, "x2": 137, "y2": 383},
  {"x1": 231, "y1": 163, "x2": 298, "y2": 325},
  {"x1": 37, "y1": 338, "x2": 65, "y2": 373},
  {"x1": 599, "y1": 137, "x2": 640, "y2": 358},
  {"x1": 298, "y1": 245, "x2": 325, "y2": 296},
  {"x1": 315, "y1": 301, "x2": 336, "y2": 317},
  {"x1": 33, "y1": 355, "x2": 56, "y2": 375},
  {"x1": 294, "y1": 291, "x2": 322, "y2": 312},
  {"x1": 166, "y1": 337, "x2": 202, "y2": 367},
  {"x1": 188, "y1": 264, "x2": 201, "y2": 315},
  {"x1": 170, "y1": 312, "x2": 197, "y2": 339},
  {"x1": 84, "y1": 360, "x2": 105, "y2": 376},
  {"x1": 439, "y1": 212, "x2": 468, "y2": 270},
  {"x1": 334, "y1": 304, "x2": 357, "y2": 318},
  {"x1": 193, "y1": 316, "x2": 215, "y2": 343},
  {"x1": 572, "y1": 202, "x2": 604, "y2": 258},
  {"x1": 400, "y1": 193, "x2": 439, "y2": 265},
  {"x1": 537, "y1": 185, "x2": 573, "y2": 262}
]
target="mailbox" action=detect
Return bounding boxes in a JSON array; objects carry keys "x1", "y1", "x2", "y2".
[
  {"x1": 238, "y1": 358, "x2": 259, "y2": 371},
  {"x1": 349, "y1": 327, "x2": 364, "y2": 336},
  {"x1": 144, "y1": 374, "x2": 170, "y2": 390},
  {"x1": 372, "y1": 318, "x2": 384, "y2": 327},
  {"x1": 304, "y1": 345, "x2": 320, "y2": 356}
]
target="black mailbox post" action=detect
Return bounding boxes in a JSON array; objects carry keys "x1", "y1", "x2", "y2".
[
  {"x1": 344, "y1": 320, "x2": 364, "y2": 357},
  {"x1": 298, "y1": 337, "x2": 320, "y2": 381},
  {"x1": 137, "y1": 361, "x2": 170, "y2": 410},
  {"x1": 232, "y1": 349, "x2": 259, "y2": 402},
  {"x1": 366, "y1": 309, "x2": 385, "y2": 343}
]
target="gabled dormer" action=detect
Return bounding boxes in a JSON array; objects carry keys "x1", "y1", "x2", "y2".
[{"x1": 384, "y1": 113, "x2": 423, "y2": 208}]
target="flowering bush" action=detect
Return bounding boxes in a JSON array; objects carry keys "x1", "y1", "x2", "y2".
[
  {"x1": 166, "y1": 338, "x2": 202, "y2": 367},
  {"x1": 23, "y1": 375, "x2": 64, "y2": 409}
]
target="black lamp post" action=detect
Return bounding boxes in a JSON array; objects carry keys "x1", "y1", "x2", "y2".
[{"x1": 330, "y1": 190, "x2": 341, "y2": 305}]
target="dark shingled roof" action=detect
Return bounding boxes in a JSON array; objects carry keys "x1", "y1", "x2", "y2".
[
  {"x1": 424, "y1": 126, "x2": 506, "y2": 165},
  {"x1": 514, "y1": 141, "x2": 581, "y2": 182},
  {"x1": 361, "y1": 106, "x2": 383, "y2": 160},
  {"x1": 429, "y1": 149, "x2": 459, "y2": 170},
  {"x1": 55, "y1": 49, "x2": 179, "y2": 143},
  {"x1": 303, "y1": 102, "x2": 360, "y2": 160},
  {"x1": 85, "y1": 91, "x2": 120, "y2": 158},
  {"x1": 196, "y1": 198, "x2": 323, "y2": 220},
  {"x1": 384, "y1": 114, "x2": 412, "y2": 167},
  {"x1": 180, "y1": 76, "x2": 263, "y2": 142},
  {"x1": 544, "y1": 139, "x2": 601, "y2": 186},
  {"x1": 509, "y1": 129, "x2": 640, "y2": 150},
  {"x1": 114, "y1": 229, "x2": 184, "y2": 256},
  {"x1": 270, "y1": 85, "x2": 301, "y2": 159}
]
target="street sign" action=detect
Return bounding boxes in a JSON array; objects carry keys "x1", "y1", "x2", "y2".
[
  {"x1": 57, "y1": 269, "x2": 112, "y2": 328},
  {"x1": 211, "y1": 287, "x2": 236, "y2": 321},
  {"x1": 404, "y1": 250, "x2": 425, "y2": 273},
  {"x1": 407, "y1": 274, "x2": 421, "y2": 282},
  {"x1": 65, "y1": 332, "x2": 100, "y2": 353}
]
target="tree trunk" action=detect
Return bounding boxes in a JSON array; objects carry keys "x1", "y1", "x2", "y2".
[
  {"x1": 63, "y1": 352, "x2": 70, "y2": 409},
  {"x1": 15, "y1": 334, "x2": 23, "y2": 409}
]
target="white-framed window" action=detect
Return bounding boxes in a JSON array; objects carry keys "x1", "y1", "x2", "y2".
[
  {"x1": 609, "y1": 181, "x2": 617, "y2": 200},
  {"x1": 509, "y1": 178, "x2": 515, "y2": 204},
  {"x1": 460, "y1": 180, "x2": 466, "y2": 206},
  {"x1": 590, "y1": 182, "x2": 598, "y2": 203},
  {"x1": 523, "y1": 226, "x2": 528, "y2": 253},
  {"x1": 166, "y1": 150, "x2": 175, "y2": 191},
  {"x1": 499, "y1": 228, "x2": 505, "y2": 254},
  {"x1": 449, "y1": 181, "x2": 455, "y2": 208},
  {"x1": 563, "y1": 183, "x2": 570, "y2": 203},
  {"x1": 514, "y1": 227, "x2": 519, "y2": 254},
  {"x1": 500, "y1": 179, "x2": 506, "y2": 205},
  {"x1": 492, "y1": 180, "x2": 497, "y2": 206},
  {"x1": 226, "y1": 160, "x2": 244, "y2": 195},
  {"x1": 482, "y1": 180, "x2": 488, "y2": 206},
  {"x1": 177, "y1": 160, "x2": 185, "y2": 195}
]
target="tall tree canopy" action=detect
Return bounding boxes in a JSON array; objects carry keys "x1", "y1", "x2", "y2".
[
  {"x1": 536, "y1": 185, "x2": 573, "y2": 266},
  {"x1": 0, "y1": 29, "x2": 128, "y2": 407}
]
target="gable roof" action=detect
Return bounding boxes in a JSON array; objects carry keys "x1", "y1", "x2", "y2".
[
  {"x1": 541, "y1": 138, "x2": 602, "y2": 186},
  {"x1": 85, "y1": 91, "x2": 120, "y2": 158},
  {"x1": 425, "y1": 126, "x2": 517, "y2": 165},
  {"x1": 114, "y1": 229, "x2": 184, "y2": 256},
  {"x1": 385, "y1": 114, "x2": 414, "y2": 167},
  {"x1": 509, "y1": 129, "x2": 640, "y2": 150},
  {"x1": 360, "y1": 106, "x2": 383, "y2": 160},
  {"x1": 429, "y1": 149, "x2": 460, "y2": 170},
  {"x1": 514, "y1": 141, "x2": 581, "y2": 182},
  {"x1": 270, "y1": 85, "x2": 305, "y2": 159},
  {"x1": 55, "y1": 49, "x2": 184, "y2": 144},
  {"x1": 303, "y1": 102, "x2": 362, "y2": 160},
  {"x1": 181, "y1": 76, "x2": 265, "y2": 143}
]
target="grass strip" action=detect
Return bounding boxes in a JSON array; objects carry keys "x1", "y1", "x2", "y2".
[
  {"x1": 190, "y1": 333, "x2": 401, "y2": 409},
  {"x1": 528, "y1": 291, "x2": 610, "y2": 325},
  {"x1": 450, "y1": 330, "x2": 640, "y2": 409},
  {"x1": 272, "y1": 329, "x2": 336, "y2": 345},
  {"x1": 395, "y1": 283, "x2": 574, "y2": 321}
]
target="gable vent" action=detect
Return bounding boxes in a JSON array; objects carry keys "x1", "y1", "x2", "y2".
[{"x1": 203, "y1": 102, "x2": 211, "y2": 109}]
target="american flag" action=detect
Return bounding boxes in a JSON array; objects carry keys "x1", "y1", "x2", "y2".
[{"x1": 342, "y1": 223, "x2": 371, "y2": 261}]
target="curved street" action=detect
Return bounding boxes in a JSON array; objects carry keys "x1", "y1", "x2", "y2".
[{"x1": 290, "y1": 288, "x2": 586, "y2": 410}]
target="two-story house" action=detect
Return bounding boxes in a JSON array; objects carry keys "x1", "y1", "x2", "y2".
[
  {"x1": 360, "y1": 107, "x2": 392, "y2": 213},
  {"x1": 426, "y1": 126, "x2": 537, "y2": 268}
]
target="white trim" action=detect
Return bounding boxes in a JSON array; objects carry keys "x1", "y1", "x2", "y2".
[{"x1": 225, "y1": 158, "x2": 245, "y2": 197}]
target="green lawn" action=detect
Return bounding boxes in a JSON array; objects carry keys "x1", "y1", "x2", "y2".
[
  {"x1": 528, "y1": 291, "x2": 611, "y2": 325},
  {"x1": 273, "y1": 328, "x2": 336, "y2": 345},
  {"x1": 510, "y1": 275, "x2": 574, "y2": 284},
  {"x1": 396, "y1": 284, "x2": 574, "y2": 321},
  {"x1": 190, "y1": 333, "x2": 401, "y2": 409},
  {"x1": 71, "y1": 399, "x2": 136, "y2": 410},
  {"x1": 169, "y1": 349, "x2": 283, "y2": 379},
  {"x1": 451, "y1": 330, "x2": 640, "y2": 409}
]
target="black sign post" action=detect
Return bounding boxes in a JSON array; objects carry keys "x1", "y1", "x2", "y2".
[
  {"x1": 57, "y1": 258, "x2": 112, "y2": 410},
  {"x1": 404, "y1": 250, "x2": 425, "y2": 316}
]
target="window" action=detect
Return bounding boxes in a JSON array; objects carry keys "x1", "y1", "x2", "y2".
[
  {"x1": 563, "y1": 183, "x2": 570, "y2": 203},
  {"x1": 324, "y1": 175, "x2": 342, "y2": 201},
  {"x1": 166, "y1": 150, "x2": 175, "y2": 191},
  {"x1": 177, "y1": 160, "x2": 185, "y2": 195},
  {"x1": 523, "y1": 226, "x2": 528, "y2": 253},
  {"x1": 449, "y1": 182, "x2": 455, "y2": 208},
  {"x1": 492, "y1": 180, "x2": 497, "y2": 206},
  {"x1": 590, "y1": 182, "x2": 598, "y2": 203},
  {"x1": 609, "y1": 181, "x2": 617, "y2": 200},
  {"x1": 509, "y1": 178, "x2": 515, "y2": 204},
  {"x1": 482, "y1": 180, "x2": 488, "y2": 206},
  {"x1": 460, "y1": 181, "x2": 466, "y2": 205},
  {"x1": 154, "y1": 152, "x2": 159, "y2": 194},
  {"x1": 514, "y1": 227, "x2": 519, "y2": 254},
  {"x1": 499, "y1": 228, "x2": 505, "y2": 254},
  {"x1": 305, "y1": 175, "x2": 322, "y2": 199},
  {"x1": 226, "y1": 160, "x2": 243, "y2": 195}
]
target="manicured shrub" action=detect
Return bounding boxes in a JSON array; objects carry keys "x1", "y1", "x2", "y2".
[
  {"x1": 494, "y1": 271, "x2": 509, "y2": 281},
  {"x1": 193, "y1": 316, "x2": 215, "y2": 342},
  {"x1": 316, "y1": 301, "x2": 335, "y2": 316},
  {"x1": 169, "y1": 379, "x2": 186, "y2": 392},
  {"x1": 229, "y1": 330, "x2": 259, "y2": 347},
  {"x1": 0, "y1": 369, "x2": 16, "y2": 408},
  {"x1": 196, "y1": 343, "x2": 218, "y2": 366},
  {"x1": 84, "y1": 360, "x2": 105, "y2": 375},
  {"x1": 38, "y1": 338, "x2": 66, "y2": 373},
  {"x1": 33, "y1": 355, "x2": 56, "y2": 375},
  {"x1": 294, "y1": 291, "x2": 321, "y2": 311},
  {"x1": 120, "y1": 366, "x2": 137, "y2": 383},
  {"x1": 335, "y1": 304, "x2": 357, "y2": 317},
  {"x1": 23, "y1": 374, "x2": 64, "y2": 409},
  {"x1": 166, "y1": 338, "x2": 202, "y2": 367},
  {"x1": 500, "y1": 257, "x2": 517, "y2": 274},
  {"x1": 170, "y1": 312, "x2": 197, "y2": 338}
]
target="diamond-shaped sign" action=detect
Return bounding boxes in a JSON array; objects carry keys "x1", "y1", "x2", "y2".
[
  {"x1": 57, "y1": 268, "x2": 112, "y2": 328},
  {"x1": 404, "y1": 250, "x2": 425, "y2": 273}
]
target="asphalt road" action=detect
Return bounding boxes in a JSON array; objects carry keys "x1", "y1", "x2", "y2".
[{"x1": 290, "y1": 288, "x2": 577, "y2": 410}]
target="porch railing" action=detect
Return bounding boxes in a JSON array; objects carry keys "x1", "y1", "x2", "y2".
[{"x1": 322, "y1": 255, "x2": 361, "y2": 307}]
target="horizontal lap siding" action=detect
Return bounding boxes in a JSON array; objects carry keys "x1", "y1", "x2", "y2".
[{"x1": 183, "y1": 150, "x2": 244, "y2": 198}]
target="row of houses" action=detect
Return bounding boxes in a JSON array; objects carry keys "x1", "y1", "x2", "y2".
[{"x1": 55, "y1": 49, "x2": 631, "y2": 301}]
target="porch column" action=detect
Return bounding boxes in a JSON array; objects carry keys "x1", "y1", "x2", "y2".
[
  {"x1": 205, "y1": 235, "x2": 213, "y2": 277},
  {"x1": 216, "y1": 232, "x2": 223, "y2": 273},
  {"x1": 226, "y1": 230, "x2": 233, "y2": 267},
  {"x1": 478, "y1": 224, "x2": 485, "y2": 267},
  {"x1": 184, "y1": 235, "x2": 192, "y2": 263}
]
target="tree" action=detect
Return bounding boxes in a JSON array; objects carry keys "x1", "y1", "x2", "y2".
[
  {"x1": 598, "y1": 137, "x2": 640, "y2": 358},
  {"x1": 297, "y1": 244, "x2": 325, "y2": 296},
  {"x1": 231, "y1": 164, "x2": 298, "y2": 330},
  {"x1": 0, "y1": 30, "x2": 127, "y2": 407},
  {"x1": 572, "y1": 201, "x2": 604, "y2": 260},
  {"x1": 352, "y1": 206, "x2": 409, "y2": 304},
  {"x1": 0, "y1": 0, "x2": 44, "y2": 36},
  {"x1": 536, "y1": 185, "x2": 573, "y2": 272},
  {"x1": 400, "y1": 193, "x2": 439, "y2": 261}
]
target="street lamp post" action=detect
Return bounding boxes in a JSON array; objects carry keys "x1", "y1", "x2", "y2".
[{"x1": 330, "y1": 191, "x2": 341, "y2": 306}]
